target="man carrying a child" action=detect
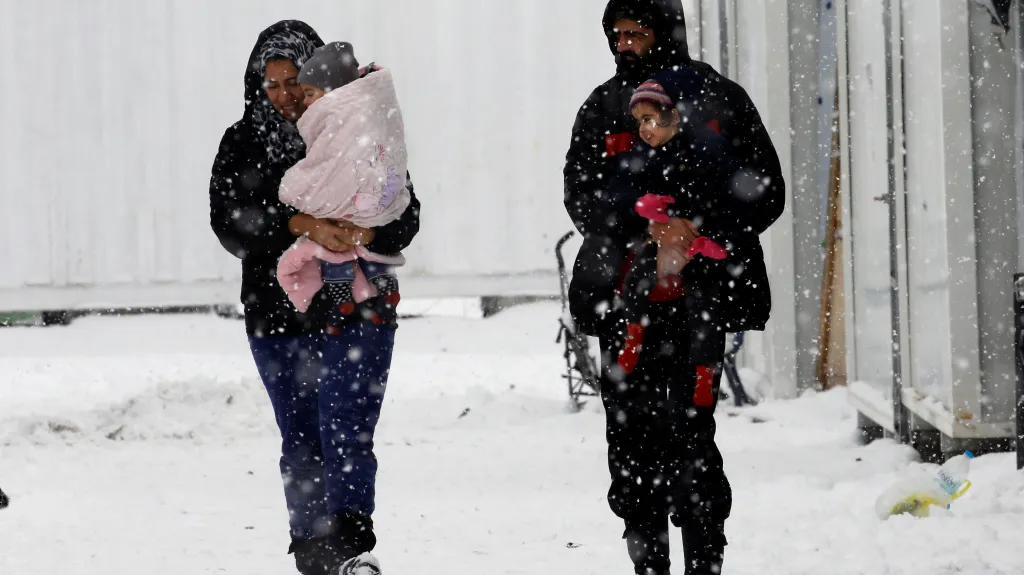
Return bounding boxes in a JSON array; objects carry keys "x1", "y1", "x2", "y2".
[{"x1": 562, "y1": 1, "x2": 785, "y2": 574}]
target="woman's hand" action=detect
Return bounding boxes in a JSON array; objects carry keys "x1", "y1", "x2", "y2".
[
  {"x1": 649, "y1": 217, "x2": 699, "y2": 254},
  {"x1": 289, "y1": 214, "x2": 376, "y2": 252},
  {"x1": 333, "y1": 220, "x2": 377, "y2": 247}
]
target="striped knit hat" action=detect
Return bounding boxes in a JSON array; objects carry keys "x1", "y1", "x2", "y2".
[{"x1": 630, "y1": 81, "x2": 673, "y2": 111}]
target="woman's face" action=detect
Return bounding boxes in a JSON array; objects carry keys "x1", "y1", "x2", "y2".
[{"x1": 263, "y1": 58, "x2": 306, "y2": 121}]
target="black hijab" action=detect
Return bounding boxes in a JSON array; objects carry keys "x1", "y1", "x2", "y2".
[{"x1": 243, "y1": 21, "x2": 323, "y2": 167}]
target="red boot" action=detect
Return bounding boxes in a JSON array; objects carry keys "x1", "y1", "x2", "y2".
[
  {"x1": 618, "y1": 323, "x2": 646, "y2": 374},
  {"x1": 694, "y1": 365, "x2": 716, "y2": 407}
]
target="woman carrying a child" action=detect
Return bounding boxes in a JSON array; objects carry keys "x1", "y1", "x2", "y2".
[{"x1": 209, "y1": 20, "x2": 419, "y2": 575}]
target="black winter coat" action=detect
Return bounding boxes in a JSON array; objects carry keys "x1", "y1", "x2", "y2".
[
  {"x1": 610, "y1": 67, "x2": 778, "y2": 336},
  {"x1": 209, "y1": 21, "x2": 421, "y2": 337},
  {"x1": 563, "y1": 0, "x2": 784, "y2": 338}
]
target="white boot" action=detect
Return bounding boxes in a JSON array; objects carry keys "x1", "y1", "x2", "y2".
[{"x1": 333, "y1": 552, "x2": 381, "y2": 575}]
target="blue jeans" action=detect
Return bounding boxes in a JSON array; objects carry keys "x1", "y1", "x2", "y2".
[{"x1": 249, "y1": 322, "x2": 396, "y2": 541}]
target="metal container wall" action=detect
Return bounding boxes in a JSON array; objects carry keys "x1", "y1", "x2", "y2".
[
  {"x1": 897, "y1": 0, "x2": 1016, "y2": 438},
  {"x1": 842, "y1": 0, "x2": 897, "y2": 415},
  {"x1": 902, "y1": 0, "x2": 978, "y2": 420},
  {"x1": 967, "y1": 3, "x2": 1020, "y2": 424},
  {"x1": 839, "y1": 0, "x2": 1019, "y2": 441},
  {"x1": 1018, "y1": 1, "x2": 1024, "y2": 275},
  {"x1": 0, "y1": 0, "x2": 619, "y2": 309}
]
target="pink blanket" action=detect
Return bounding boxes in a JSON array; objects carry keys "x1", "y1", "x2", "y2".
[
  {"x1": 278, "y1": 237, "x2": 406, "y2": 313},
  {"x1": 276, "y1": 65, "x2": 412, "y2": 312},
  {"x1": 279, "y1": 66, "x2": 410, "y2": 227}
]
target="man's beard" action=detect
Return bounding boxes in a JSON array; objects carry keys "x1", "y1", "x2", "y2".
[
  {"x1": 615, "y1": 50, "x2": 651, "y2": 77},
  {"x1": 616, "y1": 50, "x2": 640, "y2": 66}
]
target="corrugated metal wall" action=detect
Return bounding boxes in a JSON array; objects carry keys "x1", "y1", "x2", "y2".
[
  {"x1": 0, "y1": 0, "x2": 633, "y2": 309},
  {"x1": 840, "y1": 0, "x2": 1021, "y2": 439}
]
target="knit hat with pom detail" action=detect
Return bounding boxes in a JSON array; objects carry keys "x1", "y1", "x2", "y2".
[{"x1": 630, "y1": 81, "x2": 673, "y2": 110}]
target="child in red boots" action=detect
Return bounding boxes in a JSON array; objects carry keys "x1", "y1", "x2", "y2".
[
  {"x1": 613, "y1": 74, "x2": 770, "y2": 377},
  {"x1": 602, "y1": 68, "x2": 776, "y2": 575}
]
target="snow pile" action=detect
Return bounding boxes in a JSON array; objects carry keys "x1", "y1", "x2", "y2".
[
  {"x1": 0, "y1": 368, "x2": 275, "y2": 445},
  {"x1": 0, "y1": 304, "x2": 570, "y2": 446}
]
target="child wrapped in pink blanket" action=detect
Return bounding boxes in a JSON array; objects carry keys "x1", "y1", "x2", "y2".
[{"x1": 277, "y1": 42, "x2": 411, "y2": 315}]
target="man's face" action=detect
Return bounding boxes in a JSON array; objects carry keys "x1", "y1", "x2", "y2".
[{"x1": 612, "y1": 19, "x2": 656, "y2": 61}]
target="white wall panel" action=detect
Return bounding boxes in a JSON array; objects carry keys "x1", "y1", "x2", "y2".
[
  {"x1": 699, "y1": 0, "x2": 724, "y2": 70},
  {"x1": 0, "y1": 0, "x2": 619, "y2": 309},
  {"x1": 682, "y1": 0, "x2": 702, "y2": 60},
  {"x1": 733, "y1": 0, "x2": 798, "y2": 399},
  {"x1": 845, "y1": 0, "x2": 896, "y2": 410},
  {"x1": 837, "y1": 0, "x2": 1019, "y2": 439},
  {"x1": 903, "y1": 0, "x2": 980, "y2": 416},
  {"x1": 968, "y1": 2, "x2": 1020, "y2": 424}
]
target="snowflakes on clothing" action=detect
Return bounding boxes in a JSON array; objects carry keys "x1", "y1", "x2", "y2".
[{"x1": 279, "y1": 66, "x2": 410, "y2": 228}]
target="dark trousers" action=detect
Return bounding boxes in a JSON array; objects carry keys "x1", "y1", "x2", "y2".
[
  {"x1": 598, "y1": 315, "x2": 731, "y2": 575},
  {"x1": 248, "y1": 322, "x2": 395, "y2": 550}
]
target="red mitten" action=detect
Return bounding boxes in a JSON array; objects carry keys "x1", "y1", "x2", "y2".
[
  {"x1": 694, "y1": 365, "x2": 716, "y2": 407},
  {"x1": 686, "y1": 236, "x2": 728, "y2": 260},
  {"x1": 618, "y1": 323, "x2": 646, "y2": 374},
  {"x1": 635, "y1": 194, "x2": 675, "y2": 223}
]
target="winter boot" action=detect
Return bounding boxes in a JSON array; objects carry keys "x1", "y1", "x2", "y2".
[
  {"x1": 332, "y1": 552, "x2": 382, "y2": 575},
  {"x1": 618, "y1": 242, "x2": 659, "y2": 375},
  {"x1": 289, "y1": 537, "x2": 344, "y2": 575},
  {"x1": 331, "y1": 510, "x2": 377, "y2": 560}
]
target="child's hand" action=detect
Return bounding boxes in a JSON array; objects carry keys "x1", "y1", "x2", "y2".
[
  {"x1": 657, "y1": 244, "x2": 691, "y2": 277},
  {"x1": 649, "y1": 217, "x2": 699, "y2": 253}
]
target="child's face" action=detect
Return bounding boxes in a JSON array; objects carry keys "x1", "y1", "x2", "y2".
[
  {"x1": 301, "y1": 84, "x2": 327, "y2": 108},
  {"x1": 633, "y1": 102, "x2": 680, "y2": 148}
]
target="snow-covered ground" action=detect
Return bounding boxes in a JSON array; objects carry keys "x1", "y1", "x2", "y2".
[{"x1": 1, "y1": 301, "x2": 1022, "y2": 575}]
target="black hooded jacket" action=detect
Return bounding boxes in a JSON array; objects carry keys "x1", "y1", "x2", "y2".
[
  {"x1": 565, "y1": 0, "x2": 691, "y2": 245},
  {"x1": 563, "y1": 0, "x2": 784, "y2": 337},
  {"x1": 209, "y1": 20, "x2": 421, "y2": 336}
]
